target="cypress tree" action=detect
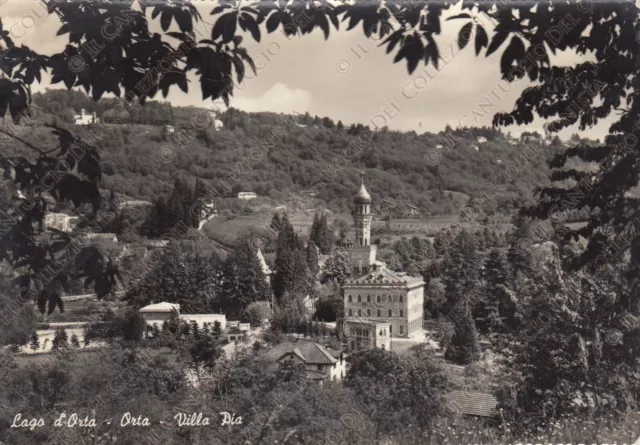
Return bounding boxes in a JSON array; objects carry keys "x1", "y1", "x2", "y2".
[
  {"x1": 211, "y1": 321, "x2": 222, "y2": 339},
  {"x1": 444, "y1": 305, "x2": 482, "y2": 365},
  {"x1": 306, "y1": 240, "x2": 320, "y2": 278}
]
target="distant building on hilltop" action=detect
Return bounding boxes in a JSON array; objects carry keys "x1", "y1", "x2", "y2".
[
  {"x1": 74, "y1": 109, "x2": 99, "y2": 125},
  {"x1": 340, "y1": 173, "x2": 425, "y2": 351},
  {"x1": 117, "y1": 200, "x2": 153, "y2": 209},
  {"x1": 44, "y1": 212, "x2": 78, "y2": 232},
  {"x1": 84, "y1": 233, "x2": 118, "y2": 243},
  {"x1": 477, "y1": 136, "x2": 488, "y2": 143},
  {"x1": 407, "y1": 204, "x2": 419, "y2": 217},
  {"x1": 238, "y1": 192, "x2": 257, "y2": 200}
]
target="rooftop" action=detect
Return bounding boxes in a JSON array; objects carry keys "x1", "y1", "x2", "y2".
[
  {"x1": 139, "y1": 302, "x2": 180, "y2": 313},
  {"x1": 344, "y1": 267, "x2": 425, "y2": 288},
  {"x1": 259, "y1": 339, "x2": 338, "y2": 365}
]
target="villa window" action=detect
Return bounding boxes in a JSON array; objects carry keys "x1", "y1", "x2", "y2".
[
  {"x1": 367, "y1": 309, "x2": 371, "y2": 316},
  {"x1": 348, "y1": 309, "x2": 352, "y2": 316},
  {"x1": 358, "y1": 309, "x2": 362, "y2": 316},
  {"x1": 367, "y1": 295, "x2": 371, "y2": 302},
  {"x1": 358, "y1": 295, "x2": 361, "y2": 302},
  {"x1": 377, "y1": 309, "x2": 380, "y2": 317},
  {"x1": 399, "y1": 295, "x2": 403, "y2": 303},
  {"x1": 390, "y1": 325, "x2": 392, "y2": 334},
  {"x1": 400, "y1": 325, "x2": 404, "y2": 335},
  {"x1": 317, "y1": 364, "x2": 322, "y2": 371},
  {"x1": 400, "y1": 310, "x2": 403, "y2": 317},
  {"x1": 348, "y1": 295, "x2": 352, "y2": 302},
  {"x1": 388, "y1": 309, "x2": 392, "y2": 317},
  {"x1": 377, "y1": 295, "x2": 380, "y2": 302}
]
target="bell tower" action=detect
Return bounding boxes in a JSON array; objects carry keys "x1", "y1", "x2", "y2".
[
  {"x1": 350, "y1": 172, "x2": 377, "y2": 276},
  {"x1": 353, "y1": 172, "x2": 372, "y2": 247}
]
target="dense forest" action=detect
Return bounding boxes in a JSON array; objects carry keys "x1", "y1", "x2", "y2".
[{"x1": 17, "y1": 89, "x2": 569, "y2": 218}]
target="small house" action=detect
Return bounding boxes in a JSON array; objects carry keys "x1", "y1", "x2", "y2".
[
  {"x1": 139, "y1": 302, "x2": 180, "y2": 326},
  {"x1": 237, "y1": 192, "x2": 257, "y2": 200},
  {"x1": 476, "y1": 136, "x2": 488, "y2": 143},
  {"x1": 407, "y1": 204, "x2": 419, "y2": 217},
  {"x1": 74, "y1": 109, "x2": 99, "y2": 125},
  {"x1": 257, "y1": 339, "x2": 347, "y2": 382},
  {"x1": 44, "y1": 212, "x2": 78, "y2": 232}
]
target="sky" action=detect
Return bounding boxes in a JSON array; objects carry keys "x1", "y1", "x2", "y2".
[{"x1": 0, "y1": 0, "x2": 616, "y2": 140}]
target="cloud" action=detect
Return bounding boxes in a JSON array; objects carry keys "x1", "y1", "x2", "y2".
[{"x1": 231, "y1": 83, "x2": 312, "y2": 114}]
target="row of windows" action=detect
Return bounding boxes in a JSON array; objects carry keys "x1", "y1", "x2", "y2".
[
  {"x1": 348, "y1": 294, "x2": 404, "y2": 303},
  {"x1": 348, "y1": 309, "x2": 404, "y2": 317}
]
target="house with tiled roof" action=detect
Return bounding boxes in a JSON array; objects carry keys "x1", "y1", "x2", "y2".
[
  {"x1": 444, "y1": 390, "x2": 499, "y2": 418},
  {"x1": 340, "y1": 173, "x2": 425, "y2": 350},
  {"x1": 257, "y1": 339, "x2": 347, "y2": 382}
]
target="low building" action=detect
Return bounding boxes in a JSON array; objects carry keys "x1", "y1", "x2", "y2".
[
  {"x1": 408, "y1": 204, "x2": 419, "y2": 217},
  {"x1": 44, "y1": 212, "x2": 78, "y2": 232},
  {"x1": 118, "y1": 200, "x2": 153, "y2": 209},
  {"x1": 180, "y1": 314, "x2": 227, "y2": 331},
  {"x1": 74, "y1": 109, "x2": 99, "y2": 125},
  {"x1": 84, "y1": 233, "x2": 118, "y2": 243},
  {"x1": 237, "y1": 192, "x2": 257, "y2": 200},
  {"x1": 342, "y1": 320, "x2": 391, "y2": 351},
  {"x1": 477, "y1": 136, "x2": 488, "y2": 143},
  {"x1": 139, "y1": 302, "x2": 180, "y2": 326},
  {"x1": 258, "y1": 339, "x2": 347, "y2": 382},
  {"x1": 227, "y1": 328, "x2": 249, "y2": 342},
  {"x1": 164, "y1": 125, "x2": 175, "y2": 135}
]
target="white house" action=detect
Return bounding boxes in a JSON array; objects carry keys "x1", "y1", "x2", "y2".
[
  {"x1": 139, "y1": 302, "x2": 180, "y2": 326},
  {"x1": 74, "y1": 109, "x2": 99, "y2": 125},
  {"x1": 237, "y1": 192, "x2": 257, "y2": 200},
  {"x1": 44, "y1": 212, "x2": 78, "y2": 232},
  {"x1": 258, "y1": 339, "x2": 347, "y2": 382},
  {"x1": 470, "y1": 145, "x2": 479, "y2": 151},
  {"x1": 164, "y1": 125, "x2": 175, "y2": 135},
  {"x1": 477, "y1": 136, "x2": 488, "y2": 143}
]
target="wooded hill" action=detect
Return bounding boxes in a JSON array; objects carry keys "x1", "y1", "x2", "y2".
[{"x1": 2, "y1": 89, "x2": 569, "y2": 218}]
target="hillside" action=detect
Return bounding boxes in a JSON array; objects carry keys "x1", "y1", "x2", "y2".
[{"x1": 3, "y1": 89, "x2": 564, "y2": 219}]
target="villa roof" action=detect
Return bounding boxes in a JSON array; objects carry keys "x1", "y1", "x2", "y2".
[
  {"x1": 344, "y1": 267, "x2": 424, "y2": 288},
  {"x1": 260, "y1": 340, "x2": 338, "y2": 365}
]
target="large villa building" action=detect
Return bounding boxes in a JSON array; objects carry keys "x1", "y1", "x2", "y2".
[{"x1": 341, "y1": 174, "x2": 425, "y2": 351}]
